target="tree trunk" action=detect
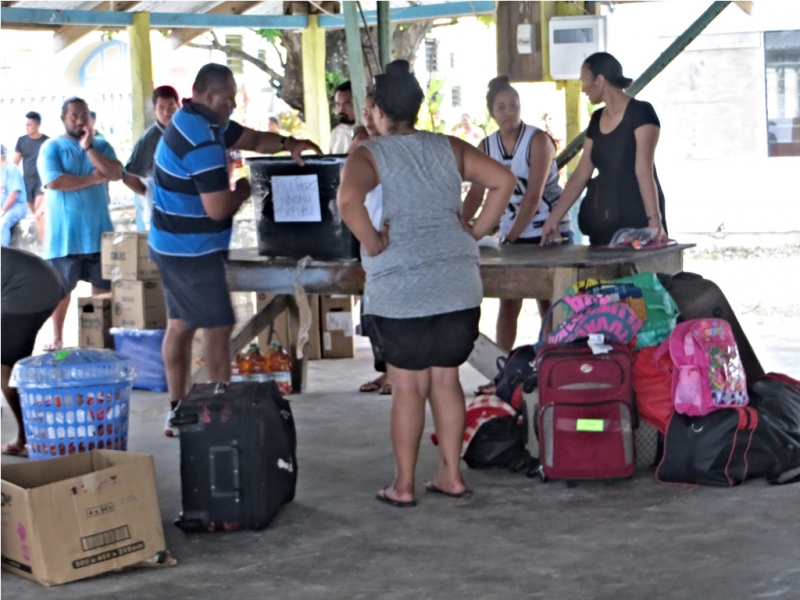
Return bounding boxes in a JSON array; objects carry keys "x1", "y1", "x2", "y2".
[{"x1": 185, "y1": 22, "x2": 434, "y2": 119}]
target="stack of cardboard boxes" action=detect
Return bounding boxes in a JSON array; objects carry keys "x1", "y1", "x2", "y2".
[
  {"x1": 78, "y1": 232, "x2": 167, "y2": 350},
  {"x1": 101, "y1": 232, "x2": 167, "y2": 331}
]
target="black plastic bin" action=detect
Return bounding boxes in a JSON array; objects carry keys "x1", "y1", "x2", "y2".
[{"x1": 248, "y1": 155, "x2": 360, "y2": 261}]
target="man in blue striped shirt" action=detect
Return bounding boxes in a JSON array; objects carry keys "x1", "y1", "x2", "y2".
[{"x1": 150, "y1": 63, "x2": 321, "y2": 436}]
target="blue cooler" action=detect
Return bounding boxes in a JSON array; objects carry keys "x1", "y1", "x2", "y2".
[
  {"x1": 10, "y1": 348, "x2": 136, "y2": 460},
  {"x1": 110, "y1": 328, "x2": 168, "y2": 392}
]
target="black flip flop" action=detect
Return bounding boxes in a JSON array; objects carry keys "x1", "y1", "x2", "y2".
[
  {"x1": 376, "y1": 486, "x2": 416, "y2": 508},
  {"x1": 424, "y1": 482, "x2": 473, "y2": 499}
]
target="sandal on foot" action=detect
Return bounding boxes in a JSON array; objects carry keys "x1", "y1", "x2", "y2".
[
  {"x1": 378, "y1": 383, "x2": 392, "y2": 395},
  {"x1": 424, "y1": 482, "x2": 473, "y2": 499},
  {"x1": 359, "y1": 380, "x2": 382, "y2": 393},
  {"x1": 376, "y1": 486, "x2": 416, "y2": 508},
  {"x1": 2, "y1": 441, "x2": 28, "y2": 458}
]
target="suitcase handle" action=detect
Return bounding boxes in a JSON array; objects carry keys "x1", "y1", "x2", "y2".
[{"x1": 209, "y1": 444, "x2": 241, "y2": 499}]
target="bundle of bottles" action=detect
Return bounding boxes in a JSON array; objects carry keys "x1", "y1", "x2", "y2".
[{"x1": 231, "y1": 342, "x2": 292, "y2": 395}]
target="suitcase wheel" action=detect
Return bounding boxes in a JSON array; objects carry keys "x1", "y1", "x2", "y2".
[
  {"x1": 565, "y1": 480, "x2": 577, "y2": 489},
  {"x1": 174, "y1": 516, "x2": 206, "y2": 534}
]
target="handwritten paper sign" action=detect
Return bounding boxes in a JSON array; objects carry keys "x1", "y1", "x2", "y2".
[{"x1": 271, "y1": 175, "x2": 322, "y2": 223}]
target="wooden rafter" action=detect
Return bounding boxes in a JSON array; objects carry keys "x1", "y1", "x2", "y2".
[
  {"x1": 169, "y1": 1, "x2": 261, "y2": 50},
  {"x1": 53, "y1": 1, "x2": 140, "y2": 53}
]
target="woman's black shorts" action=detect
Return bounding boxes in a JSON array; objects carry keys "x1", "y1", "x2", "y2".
[
  {"x1": 367, "y1": 307, "x2": 480, "y2": 371},
  {"x1": 1, "y1": 308, "x2": 53, "y2": 367}
]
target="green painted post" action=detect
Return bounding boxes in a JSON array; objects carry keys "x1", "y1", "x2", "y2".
[
  {"x1": 343, "y1": 1, "x2": 367, "y2": 126},
  {"x1": 377, "y1": 1, "x2": 392, "y2": 69},
  {"x1": 555, "y1": 1, "x2": 732, "y2": 170}
]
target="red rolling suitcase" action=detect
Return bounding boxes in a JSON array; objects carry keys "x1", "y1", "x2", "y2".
[{"x1": 536, "y1": 342, "x2": 636, "y2": 482}]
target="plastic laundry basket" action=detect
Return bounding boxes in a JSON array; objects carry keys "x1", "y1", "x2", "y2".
[{"x1": 10, "y1": 348, "x2": 137, "y2": 460}]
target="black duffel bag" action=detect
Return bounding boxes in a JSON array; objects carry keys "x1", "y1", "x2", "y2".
[{"x1": 746, "y1": 373, "x2": 800, "y2": 485}]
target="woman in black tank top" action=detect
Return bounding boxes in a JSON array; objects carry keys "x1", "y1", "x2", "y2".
[{"x1": 541, "y1": 52, "x2": 668, "y2": 246}]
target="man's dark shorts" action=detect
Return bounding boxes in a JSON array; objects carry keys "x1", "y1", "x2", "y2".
[
  {"x1": 149, "y1": 249, "x2": 235, "y2": 330},
  {"x1": 48, "y1": 253, "x2": 110, "y2": 293},
  {"x1": 368, "y1": 307, "x2": 480, "y2": 371},
  {"x1": 1, "y1": 308, "x2": 54, "y2": 367},
  {"x1": 25, "y1": 182, "x2": 42, "y2": 205}
]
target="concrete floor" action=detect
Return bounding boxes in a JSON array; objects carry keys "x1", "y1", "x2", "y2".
[{"x1": 3, "y1": 254, "x2": 800, "y2": 598}]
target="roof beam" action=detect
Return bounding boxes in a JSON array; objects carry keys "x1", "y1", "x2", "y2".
[
  {"x1": 53, "y1": 1, "x2": 141, "y2": 54},
  {"x1": 169, "y1": 1, "x2": 261, "y2": 50},
  {"x1": 317, "y1": 1, "x2": 496, "y2": 28}
]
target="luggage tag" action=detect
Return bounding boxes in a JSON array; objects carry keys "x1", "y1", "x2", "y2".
[{"x1": 587, "y1": 333, "x2": 613, "y2": 355}]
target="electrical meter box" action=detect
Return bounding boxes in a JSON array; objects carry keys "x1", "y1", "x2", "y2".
[{"x1": 549, "y1": 15, "x2": 607, "y2": 80}]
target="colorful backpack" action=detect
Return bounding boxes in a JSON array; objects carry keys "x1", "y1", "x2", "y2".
[
  {"x1": 546, "y1": 295, "x2": 643, "y2": 346},
  {"x1": 566, "y1": 273, "x2": 679, "y2": 349},
  {"x1": 656, "y1": 318, "x2": 748, "y2": 417}
]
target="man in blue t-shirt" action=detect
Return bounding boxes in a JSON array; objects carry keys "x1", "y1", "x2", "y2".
[
  {"x1": 1, "y1": 144, "x2": 28, "y2": 247},
  {"x1": 37, "y1": 96, "x2": 123, "y2": 351},
  {"x1": 151, "y1": 63, "x2": 321, "y2": 436}
]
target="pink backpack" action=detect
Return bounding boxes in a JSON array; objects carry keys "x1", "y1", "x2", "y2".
[{"x1": 656, "y1": 318, "x2": 748, "y2": 416}]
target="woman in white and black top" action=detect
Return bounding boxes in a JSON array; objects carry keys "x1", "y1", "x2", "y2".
[{"x1": 463, "y1": 76, "x2": 573, "y2": 364}]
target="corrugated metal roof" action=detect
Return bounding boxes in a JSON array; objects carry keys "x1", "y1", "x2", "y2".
[{"x1": 765, "y1": 29, "x2": 800, "y2": 51}]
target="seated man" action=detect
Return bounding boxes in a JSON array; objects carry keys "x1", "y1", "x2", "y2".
[
  {"x1": 1, "y1": 247, "x2": 67, "y2": 457},
  {"x1": 1, "y1": 144, "x2": 28, "y2": 247}
]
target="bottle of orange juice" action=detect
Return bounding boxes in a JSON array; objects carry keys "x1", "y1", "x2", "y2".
[
  {"x1": 247, "y1": 343, "x2": 266, "y2": 374},
  {"x1": 267, "y1": 342, "x2": 292, "y2": 372}
]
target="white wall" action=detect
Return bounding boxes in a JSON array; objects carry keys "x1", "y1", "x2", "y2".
[{"x1": 603, "y1": 1, "x2": 800, "y2": 236}]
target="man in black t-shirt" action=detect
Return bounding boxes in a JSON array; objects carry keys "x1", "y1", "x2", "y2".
[
  {"x1": 13, "y1": 111, "x2": 49, "y2": 214},
  {"x1": 123, "y1": 85, "x2": 181, "y2": 230}
]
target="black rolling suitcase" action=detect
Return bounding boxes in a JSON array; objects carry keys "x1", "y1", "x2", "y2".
[
  {"x1": 657, "y1": 271, "x2": 764, "y2": 382},
  {"x1": 172, "y1": 381, "x2": 297, "y2": 532}
]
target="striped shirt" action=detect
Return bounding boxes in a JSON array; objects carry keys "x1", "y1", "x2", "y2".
[
  {"x1": 149, "y1": 100, "x2": 243, "y2": 256},
  {"x1": 484, "y1": 123, "x2": 570, "y2": 239}
]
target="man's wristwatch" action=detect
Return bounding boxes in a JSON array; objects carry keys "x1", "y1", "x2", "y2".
[{"x1": 85, "y1": 142, "x2": 94, "y2": 152}]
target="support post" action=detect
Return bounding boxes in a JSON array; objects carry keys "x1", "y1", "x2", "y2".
[
  {"x1": 555, "y1": 0, "x2": 732, "y2": 170},
  {"x1": 377, "y1": 1, "x2": 392, "y2": 69},
  {"x1": 127, "y1": 11, "x2": 154, "y2": 139},
  {"x1": 301, "y1": 14, "x2": 331, "y2": 151},
  {"x1": 343, "y1": 0, "x2": 367, "y2": 126}
]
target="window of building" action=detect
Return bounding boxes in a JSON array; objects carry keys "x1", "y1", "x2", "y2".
[
  {"x1": 765, "y1": 30, "x2": 800, "y2": 157},
  {"x1": 451, "y1": 86, "x2": 462, "y2": 107},
  {"x1": 79, "y1": 40, "x2": 129, "y2": 87},
  {"x1": 425, "y1": 39, "x2": 439, "y2": 72}
]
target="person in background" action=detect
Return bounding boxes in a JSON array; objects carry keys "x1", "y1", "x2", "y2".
[
  {"x1": 350, "y1": 93, "x2": 391, "y2": 396},
  {"x1": 338, "y1": 60, "x2": 515, "y2": 507},
  {"x1": 451, "y1": 113, "x2": 485, "y2": 146},
  {"x1": 87, "y1": 111, "x2": 103, "y2": 138},
  {"x1": 541, "y1": 52, "x2": 667, "y2": 246},
  {"x1": 1, "y1": 144, "x2": 29, "y2": 247},
  {"x1": 329, "y1": 81, "x2": 356, "y2": 154},
  {"x1": 149, "y1": 63, "x2": 322, "y2": 437},
  {"x1": 462, "y1": 76, "x2": 573, "y2": 394},
  {"x1": 37, "y1": 97, "x2": 123, "y2": 351},
  {"x1": 1, "y1": 246, "x2": 67, "y2": 457},
  {"x1": 123, "y1": 85, "x2": 181, "y2": 230},
  {"x1": 13, "y1": 111, "x2": 49, "y2": 219}
]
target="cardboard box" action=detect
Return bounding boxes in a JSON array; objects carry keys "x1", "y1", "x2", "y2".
[
  {"x1": 1, "y1": 450, "x2": 166, "y2": 586},
  {"x1": 256, "y1": 293, "x2": 321, "y2": 360},
  {"x1": 78, "y1": 294, "x2": 113, "y2": 349},
  {"x1": 111, "y1": 279, "x2": 167, "y2": 329},
  {"x1": 101, "y1": 232, "x2": 160, "y2": 281},
  {"x1": 320, "y1": 295, "x2": 355, "y2": 359}
]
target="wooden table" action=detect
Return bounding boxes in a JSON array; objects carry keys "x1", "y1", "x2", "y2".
[{"x1": 194, "y1": 243, "x2": 691, "y2": 388}]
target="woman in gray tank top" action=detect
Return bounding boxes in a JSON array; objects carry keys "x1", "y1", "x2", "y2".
[{"x1": 338, "y1": 60, "x2": 515, "y2": 508}]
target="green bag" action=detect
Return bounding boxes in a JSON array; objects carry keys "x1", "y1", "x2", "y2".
[{"x1": 612, "y1": 272, "x2": 679, "y2": 349}]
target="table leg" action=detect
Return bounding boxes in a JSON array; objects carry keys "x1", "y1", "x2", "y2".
[
  {"x1": 285, "y1": 296, "x2": 308, "y2": 394},
  {"x1": 549, "y1": 266, "x2": 579, "y2": 328}
]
